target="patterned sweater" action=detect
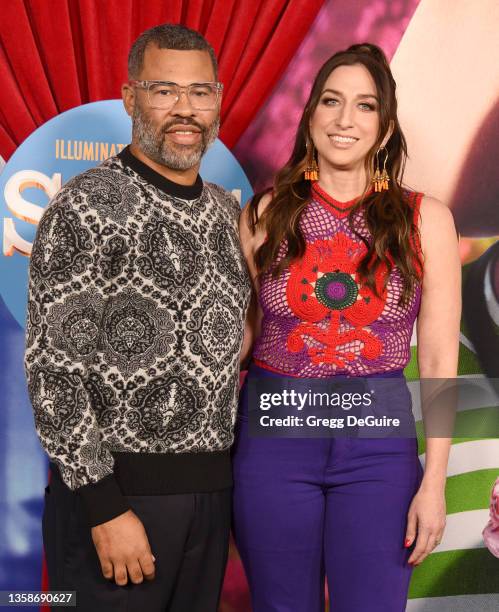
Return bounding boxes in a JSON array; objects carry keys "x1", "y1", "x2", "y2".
[{"x1": 24, "y1": 146, "x2": 251, "y2": 525}]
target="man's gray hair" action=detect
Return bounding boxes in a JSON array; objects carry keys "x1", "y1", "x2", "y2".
[{"x1": 128, "y1": 23, "x2": 218, "y2": 79}]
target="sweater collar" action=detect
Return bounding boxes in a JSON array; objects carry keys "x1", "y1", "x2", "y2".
[{"x1": 118, "y1": 145, "x2": 203, "y2": 200}]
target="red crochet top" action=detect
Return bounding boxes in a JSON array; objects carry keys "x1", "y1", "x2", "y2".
[{"x1": 252, "y1": 182, "x2": 423, "y2": 377}]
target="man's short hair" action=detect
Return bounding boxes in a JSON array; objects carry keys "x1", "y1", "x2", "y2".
[{"x1": 128, "y1": 23, "x2": 218, "y2": 80}]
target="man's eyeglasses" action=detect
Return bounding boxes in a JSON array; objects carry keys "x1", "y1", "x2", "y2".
[{"x1": 129, "y1": 80, "x2": 223, "y2": 111}]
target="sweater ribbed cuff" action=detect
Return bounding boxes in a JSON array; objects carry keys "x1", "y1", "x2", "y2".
[{"x1": 77, "y1": 473, "x2": 130, "y2": 527}]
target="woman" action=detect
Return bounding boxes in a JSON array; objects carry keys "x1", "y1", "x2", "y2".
[{"x1": 233, "y1": 44, "x2": 461, "y2": 611}]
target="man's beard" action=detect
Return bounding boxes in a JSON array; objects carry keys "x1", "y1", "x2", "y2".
[{"x1": 132, "y1": 104, "x2": 219, "y2": 171}]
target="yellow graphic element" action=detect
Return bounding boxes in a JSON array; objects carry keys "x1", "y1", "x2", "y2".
[{"x1": 55, "y1": 139, "x2": 126, "y2": 161}]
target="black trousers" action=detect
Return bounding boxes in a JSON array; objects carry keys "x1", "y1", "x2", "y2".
[{"x1": 43, "y1": 474, "x2": 231, "y2": 611}]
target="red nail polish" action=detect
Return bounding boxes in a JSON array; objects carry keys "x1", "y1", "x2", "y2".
[{"x1": 404, "y1": 538, "x2": 411, "y2": 547}]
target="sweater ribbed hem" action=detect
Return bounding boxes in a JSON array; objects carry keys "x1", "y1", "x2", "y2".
[
  {"x1": 112, "y1": 450, "x2": 232, "y2": 495},
  {"x1": 50, "y1": 450, "x2": 232, "y2": 527}
]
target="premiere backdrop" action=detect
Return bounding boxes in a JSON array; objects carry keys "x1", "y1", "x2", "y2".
[{"x1": 0, "y1": 1, "x2": 498, "y2": 611}]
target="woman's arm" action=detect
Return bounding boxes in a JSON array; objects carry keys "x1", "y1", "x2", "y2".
[
  {"x1": 417, "y1": 195, "x2": 461, "y2": 481},
  {"x1": 406, "y1": 195, "x2": 461, "y2": 565},
  {"x1": 239, "y1": 195, "x2": 271, "y2": 367}
]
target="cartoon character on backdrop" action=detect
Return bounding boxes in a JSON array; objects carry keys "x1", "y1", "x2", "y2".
[{"x1": 391, "y1": 3, "x2": 499, "y2": 600}]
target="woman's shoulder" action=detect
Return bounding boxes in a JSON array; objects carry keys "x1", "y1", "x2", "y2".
[
  {"x1": 410, "y1": 193, "x2": 457, "y2": 253},
  {"x1": 240, "y1": 191, "x2": 273, "y2": 237},
  {"x1": 401, "y1": 189, "x2": 453, "y2": 224},
  {"x1": 241, "y1": 190, "x2": 273, "y2": 221},
  {"x1": 417, "y1": 194, "x2": 453, "y2": 225},
  {"x1": 239, "y1": 191, "x2": 273, "y2": 258}
]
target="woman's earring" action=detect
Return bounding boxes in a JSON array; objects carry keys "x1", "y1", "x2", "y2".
[
  {"x1": 304, "y1": 141, "x2": 319, "y2": 181},
  {"x1": 372, "y1": 147, "x2": 390, "y2": 192}
]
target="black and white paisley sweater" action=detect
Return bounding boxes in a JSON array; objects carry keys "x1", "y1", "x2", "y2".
[{"x1": 24, "y1": 146, "x2": 251, "y2": 526}]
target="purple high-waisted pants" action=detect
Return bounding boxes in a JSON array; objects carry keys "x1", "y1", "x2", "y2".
[{"x1": 232, "y1": 363, "x2": 424, "y2": 612}]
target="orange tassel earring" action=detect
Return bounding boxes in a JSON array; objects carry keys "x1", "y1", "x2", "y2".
[
  {"x1": 372, "y1": 147, "x2": 390, "y2": 192},
  {"x1": 304, "y1": 141, "x2": 319, "y2": 181}
]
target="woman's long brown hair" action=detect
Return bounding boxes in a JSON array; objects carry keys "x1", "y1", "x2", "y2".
[{"x1": 249, "y1": 43, "x2": 422, "y2": 304}]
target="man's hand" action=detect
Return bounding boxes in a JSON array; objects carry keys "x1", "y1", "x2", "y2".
[{"x1": 91, "y1": 510, "x2": 156, "y2": 585}]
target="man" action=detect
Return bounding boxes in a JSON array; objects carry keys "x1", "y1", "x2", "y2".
[{"x1": 24, "y1": 24, "x2": 251, "y2": 611}]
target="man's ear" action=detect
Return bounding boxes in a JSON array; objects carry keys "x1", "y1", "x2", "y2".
[
  {"x1": 381, "y1": 120, "x2": 395, "y2": 147},
  {"x1": 122, "y1": 83, "x2": 135, "y2": 117}
]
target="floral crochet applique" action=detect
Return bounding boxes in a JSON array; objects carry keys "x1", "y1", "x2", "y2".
[{"x1": 286, "y1": 232, "x2": 388, "y2": 368}]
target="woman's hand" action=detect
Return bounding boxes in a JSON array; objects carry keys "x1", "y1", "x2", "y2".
[{"x1": 405, "y1": 484, "x2": 446, "y2": 566}]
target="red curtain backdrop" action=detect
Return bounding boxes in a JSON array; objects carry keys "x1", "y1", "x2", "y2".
[{"x1": 0, "y1": 0, "x2": 325, "y2": 160}]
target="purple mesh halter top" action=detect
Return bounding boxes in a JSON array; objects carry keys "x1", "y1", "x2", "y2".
[{"x1": 252, "y1": 183, "x2": 423, "y2": 377}]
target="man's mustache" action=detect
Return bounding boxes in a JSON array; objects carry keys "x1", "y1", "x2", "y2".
[{"x1": 160, "y1": 119, "x2": 206, "y2": 136}]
